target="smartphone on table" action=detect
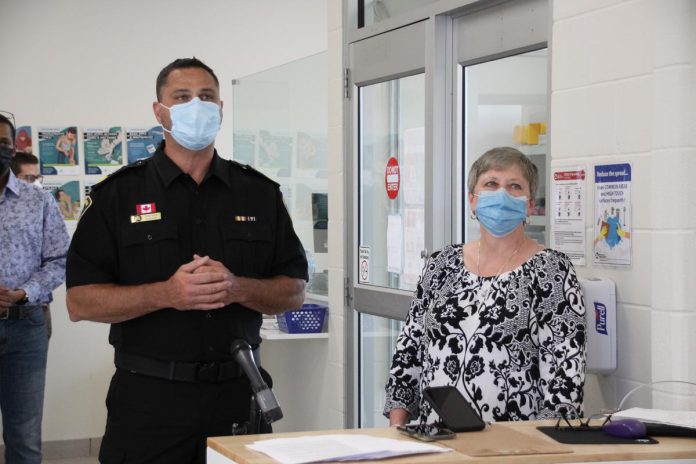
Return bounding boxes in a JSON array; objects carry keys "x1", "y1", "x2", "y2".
[
  {"x1": 422, "y1": 386, "x2": 486, "y2": 433},
  {"x1": 396, "y1": 424, "x2": 455, "y2": 442}
]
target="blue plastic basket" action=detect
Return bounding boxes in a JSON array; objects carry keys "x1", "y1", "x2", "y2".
[{"x1": 276, "y1": 304, "x2": 327, "y2": 334}]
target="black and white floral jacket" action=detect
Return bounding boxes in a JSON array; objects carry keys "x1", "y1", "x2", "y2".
[{"x1": 384, "y1": 245, "x2": 586, "y2": 424}]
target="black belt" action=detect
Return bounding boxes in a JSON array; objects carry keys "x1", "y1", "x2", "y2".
[
  {"x1": 114, "y1": 351, "x2": 244, "y2": 383},
  {"x1": 0, "y1": 305, "x2": 40, "y2": 321}
]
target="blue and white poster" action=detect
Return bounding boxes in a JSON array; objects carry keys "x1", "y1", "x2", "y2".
[
  {"x1": 126, "y1": 126, "x2": 163, "y2": 164},
  {"x1": 83, "y1": 127, "x2": 124, "y2": 175},
  {"x1": 38, "y1": 126, "x2": 80, "y2": 175},
  {"x1": 593, "y1": 163, "x2": 632, "y2": 266}
]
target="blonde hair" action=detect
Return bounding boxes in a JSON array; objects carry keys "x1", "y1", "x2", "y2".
[{"x1": 467, "y1": 147, "x2": 539, "y2": 199}]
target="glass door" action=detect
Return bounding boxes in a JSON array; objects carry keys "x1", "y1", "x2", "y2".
[
  {"x1": 461, "y1": 49, "x2": 549, "y2": 244},
  {"x1": 357, "y1": 73, "x2": 424, "y2": 427},
  {"x1": 358, "y1": 74, "x2": 425, "y2": 293}
]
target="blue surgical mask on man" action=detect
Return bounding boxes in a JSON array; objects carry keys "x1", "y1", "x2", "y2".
[
  {"x1": 160, "y1": 97, "x2": 221, "y2": 151},
  {"x1": 474, "y1": 188, "x2": 529, "y2": 237}
]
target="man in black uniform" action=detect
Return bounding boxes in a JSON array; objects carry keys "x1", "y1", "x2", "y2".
[{"x1": 66, "y1": 58, "x2": 307, "y2": 464}]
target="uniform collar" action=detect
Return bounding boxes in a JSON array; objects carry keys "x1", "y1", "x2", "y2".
[{"x1": 152, "y1": 141, "x2": 232, "y2": 189}]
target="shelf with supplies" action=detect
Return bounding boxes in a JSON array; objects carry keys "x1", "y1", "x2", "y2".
[
  {"x1": 260, "y1": 295, "x2": 330, "y2": 341},
  {"x1": 260, "y1": 318, "x2": 328, "y2": 341}
]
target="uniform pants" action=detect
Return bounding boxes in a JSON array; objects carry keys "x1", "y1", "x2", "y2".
[
  {"x1": 0, "y1": 307, "x2": 48, "y2": 464},
  {"x1": 99, "y1": 369, "x2": 256, "y2": 464}
]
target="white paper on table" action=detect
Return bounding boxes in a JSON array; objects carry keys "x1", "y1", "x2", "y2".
[
  {"x1": 246, "y1": 434, "x2": 450, "y2": 464},
  {"x1": 613, "y1": 407, "x2": 696, "y2": 429}
]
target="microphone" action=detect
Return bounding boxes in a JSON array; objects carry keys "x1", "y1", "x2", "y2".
[{"x1": 230, "y1": 339, "x2": 283, "y2": 424}]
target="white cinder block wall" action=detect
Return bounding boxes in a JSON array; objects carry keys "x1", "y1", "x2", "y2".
[
  {"x1": 327, "y1": 0, "x2": 348, "y2": 429},
  {"x1": 551, "y1": 0, "x2": 696, "y2": 413}
]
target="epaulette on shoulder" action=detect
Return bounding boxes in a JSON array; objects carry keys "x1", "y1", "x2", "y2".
[
  {"x1": 90, "y1": 158, "x2": 150, "y2": 192},
  {"x1": 227, "y1": 159, "x2": 280, "y2": 187}
]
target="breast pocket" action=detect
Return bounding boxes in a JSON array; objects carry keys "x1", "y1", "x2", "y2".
[
  {"x1": 119, "y1": 220, "x2": 179, "y2": 284},
  {"x1": 221, "y1": 223, "x2": 273, "y2": 277}
]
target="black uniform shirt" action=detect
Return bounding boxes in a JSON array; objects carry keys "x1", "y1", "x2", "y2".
[{"x1": 66, "y1": 143, "x2": 308, "y2": 362}]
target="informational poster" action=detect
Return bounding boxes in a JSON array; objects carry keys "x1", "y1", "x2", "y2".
[
  {"x1": 15, "y1": 125, "x2": 33, "y2": 154},
  {"x1": 403, "y1": 207, "x2": 425, "y2": 286},
  {"x1": 358, "y1": 246, "x2": 371, "y2": 284},
  {"x1": 38, "y1": 126, "x2": 80, "y2": 175},
  {"x1": 296, "y1": 132, "x2": 327, "y2": 171},
  {"x1": 257, "y1": 130, "x2": 291, "y2": 176},
  {"x1": 593, "y1": 163, "x2": 632, "y2": 266},
  {"x1": 43, "y1": 177, "x2": 82, "y2": 234},
  {"x1": 402, "y1": 127, "x2": 424, "y2": 206},
  {"x1": 551, "y1": 166, "x2": 587, "y2": 265},
  {"x1": 126, "y1": 126, "x2": 163, "y2": 164},
  {"x1": 233, "y1": 132, "x2": 256, "y2": 165},
  {"x1": 386, "y1": 214, "x2": 403, "y2": 273},
  {"x1": 83, "y1": 127, "x2": 124, "y2": 175}
]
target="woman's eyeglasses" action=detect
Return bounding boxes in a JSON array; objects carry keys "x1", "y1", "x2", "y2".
[{"x1": 555, "y1": 412, "x2": 613, "y2": 431}]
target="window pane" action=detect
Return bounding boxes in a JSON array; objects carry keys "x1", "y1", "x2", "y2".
[
  {"x1": 359, "y1": 313, "x2": 404, "y2": 428},
  {"x1": 361, "y1": 0, "x2": 438, "y2": 27},
  {"x1": 463, "y1": 49, "x2": 548, "y2": 244},
  {"x1": 358, "y1": 73, "x2": 425, "y2": 292},
  {"x1": 232, "y1": 52, "x2": 328, "y2": 295}
]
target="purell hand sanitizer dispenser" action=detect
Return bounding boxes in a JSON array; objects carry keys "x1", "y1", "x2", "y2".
[{"x1": 579, "y1": 277, "x2": 617, "y2": 373}]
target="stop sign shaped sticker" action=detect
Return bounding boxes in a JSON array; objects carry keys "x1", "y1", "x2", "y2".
[{"x1": 385, "y1": 157, "x2": 400, "y2": 200}]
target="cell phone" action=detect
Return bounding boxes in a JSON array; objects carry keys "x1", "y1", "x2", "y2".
[
  {"x1": 422, "y1": 386, "x2": 486, "y2": 433},
  {"x1": 396, "y1": 424, "x2": 455, "y2": 442}
]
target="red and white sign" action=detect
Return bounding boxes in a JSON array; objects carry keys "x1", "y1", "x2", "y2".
[
  {"x1": 385, "y1": 157, "x2": 400, "y2": 200},
  {"x1": 136, "y1": 203, "x2": 157, "y2": 215},
  {"x1": 554, "y1": 170, "x2": 586, "y2": 181}
]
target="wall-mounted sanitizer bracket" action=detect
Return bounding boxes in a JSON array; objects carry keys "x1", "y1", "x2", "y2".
[{"x1": 579, "y1": 277, "x2": 617, "y2": 374}]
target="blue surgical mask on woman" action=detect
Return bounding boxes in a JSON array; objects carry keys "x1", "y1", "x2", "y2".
[
  {"x1": 474, "y1": 189, "x2": 528, "y2": 237},
  {"x1": 160, "y1": 97, "x2": 221, "y2": 151}
]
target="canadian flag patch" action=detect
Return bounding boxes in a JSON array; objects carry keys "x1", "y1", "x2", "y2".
[{"x1": 136, "y1": 203, "x2": 156, "y2": 215}]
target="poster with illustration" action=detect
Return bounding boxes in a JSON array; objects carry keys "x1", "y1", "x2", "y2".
[
  {"x1": 43, "y1": 178, "x2": 82, "y2": 233},
  {"x1": 296, "y1": 132, "x2": 327, "y2": 172},
  {"x1": 593, "y1": 163, "x2": 632, "y2": 266},
  {"x1": 233, "y1": 132, "x2": 256, "y2": 165},
  {"x1": 15, "y1": 126, "x2": 33, "y2": 154},
  {"x1": 38, "y1": 126, "x2": 80, "y2": 175},
  {"x1": 84, "y1": 127, "x2": 124, "y2": 175},
  {"x1": 257, "y1": 130, "x2": 291, "y2": 176},
  {"x1": 126, "y1": 126, "x2": 163, "y2": 164}
]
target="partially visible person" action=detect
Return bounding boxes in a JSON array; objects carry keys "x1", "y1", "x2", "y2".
[
  {"x1": 11, "y1": 152, "x2": 51, "y2": 339},
  {"x1": 385, "y1": 147, "x2": 586, "y2": 428},
  {"x1": 10, "y1": 152, "x2": 42, "y2": 185},
  {"x1": 0, "y1": 113, "x2": 70, "y2": 464},
  {"x1": 54, "y1": 127, "x2": 76, "y2": 165}
]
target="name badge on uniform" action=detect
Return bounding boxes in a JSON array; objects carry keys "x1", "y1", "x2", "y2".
[
  {"x1": 131, "y1": 202, "x2": 162, "y2": 223},
  {"x1": 234, "y1": 215, "x2": 256, "y2": 222}
]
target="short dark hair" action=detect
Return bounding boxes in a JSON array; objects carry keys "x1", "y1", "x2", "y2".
[
  {"x1": 66, "y1": 127, "x2": 77, "y2": 135},
  {"x1": 0, "y1": 113, "x2": 16, "y2": 141},
  {"x1": 155, "y1": 57, "x2": 219, "y2": 101},
  {"x1": 11, "y1": 152, "x2": 39, "y2": 175}
]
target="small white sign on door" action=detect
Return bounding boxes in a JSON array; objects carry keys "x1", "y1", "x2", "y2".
[{"x1": 358, "y1": 246, "x2": 371, "y2": 284}]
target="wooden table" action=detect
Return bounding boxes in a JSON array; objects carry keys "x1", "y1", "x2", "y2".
[{"x1": 207, "y1": 420, "x2": 696, "y2": 463}]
